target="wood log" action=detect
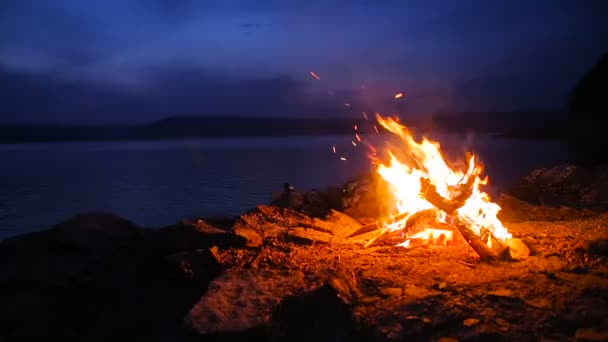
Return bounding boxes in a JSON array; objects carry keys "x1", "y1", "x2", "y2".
[
  {"x1": 419, "y1": 178, "x2": 508, "y2": 260},
  {"x1": 450, "y1": 216, "x2": 507, "y2": 261},
  {"x1": 347, "y1": 211, "x2": 410, "y2": 238}
]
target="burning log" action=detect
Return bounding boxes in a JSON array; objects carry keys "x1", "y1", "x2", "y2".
[
  {"x1": 346, "y1": 212, "x2": 410, "y2": 238},
  {"x1": 419, "y1": 177, "x2": 508, "y2": 260}
]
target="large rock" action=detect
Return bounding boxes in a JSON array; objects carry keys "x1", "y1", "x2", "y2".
[
  {"x1": 186, "y1": 269, "x2": 312, "y2": 335},
  {"x1": 270, "y1": 186, "x2": 343, "y2": 218},
  {"x1": 507, "y1": 165, "x2": 608, "y2": 210},
  {"x1": 0, "y1": 213, "x2": 225, "y2": 342}
]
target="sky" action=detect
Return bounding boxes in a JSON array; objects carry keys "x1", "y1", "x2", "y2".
[{"x1": 0, "y1": 0, "x2": 606, "y2": 123}]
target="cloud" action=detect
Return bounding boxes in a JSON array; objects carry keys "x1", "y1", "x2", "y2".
[{"x1": 0, "y1": 65, "x2": 352, "y2": 123}]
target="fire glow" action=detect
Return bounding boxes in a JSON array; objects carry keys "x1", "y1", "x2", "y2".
[{"x1": 372, "y1": 114, "x2": 512, "y2": 249}]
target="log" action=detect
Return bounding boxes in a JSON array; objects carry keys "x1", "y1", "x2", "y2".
[
  {"x1": 347, "y1": 212, "x2": 410, "y2": 238},
  {"x1": 347, "y1": 209, "x2": 439, "y2": 239},
  {"x1": 419, "y1": 178, "x2": 508, "y2": 260},
  {"x1": 419, "y1": 177, "x2": 475, "y2": 214},
  {"x1": 451, "y1": 216, "x2": 506, "y2": 261}
]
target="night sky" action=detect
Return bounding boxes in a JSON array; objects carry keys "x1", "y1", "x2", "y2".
[{"x1": 1, "y1": 0, "x2": 606, "y2": 123}]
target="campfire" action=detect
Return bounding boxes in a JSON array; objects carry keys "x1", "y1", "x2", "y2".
[{"x1": 349, "y1": 114, "x2": 521, "y2": 261}]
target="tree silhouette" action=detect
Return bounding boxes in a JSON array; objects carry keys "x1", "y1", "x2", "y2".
[{"x1": 569, "y1": 53, "x2": 608, "y2": 119}]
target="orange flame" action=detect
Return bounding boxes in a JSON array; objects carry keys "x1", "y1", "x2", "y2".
[{"x1": 374, "y1": 114, "x2": 511, "y2": 247}]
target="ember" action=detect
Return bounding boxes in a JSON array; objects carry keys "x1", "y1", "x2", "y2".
[{"x1": 358, "y1": 114, "x2": 514, "y2": 260}]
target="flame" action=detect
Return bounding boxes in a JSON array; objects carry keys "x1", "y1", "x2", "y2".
[{"x1": 374, "y1": 114, "x2": 511, "y2": 247}]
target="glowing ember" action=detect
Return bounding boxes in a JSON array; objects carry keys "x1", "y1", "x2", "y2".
[
  {"x1": 394, "y1": 92, "x2": 404, "y2": 99},
  {"x1": 310, "y1": 71, "x2": 321, "y2": 80},
  {"x1": 374, "y1": 114, "x2": 511, "y2": 247}
]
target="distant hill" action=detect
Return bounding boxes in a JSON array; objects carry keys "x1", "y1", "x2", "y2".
[
  {"x1": 0, "y1": 116, "x2": 366, "y2": 144},
  {"x1": 0, "y1": 112, "x2": 576, "y2": 144}
]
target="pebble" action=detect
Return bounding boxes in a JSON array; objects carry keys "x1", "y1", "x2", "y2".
[{"x1": 463, "y1": 318, "x2": 480, "y2": 327}]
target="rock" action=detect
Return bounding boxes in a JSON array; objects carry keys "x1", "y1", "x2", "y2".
[
  {"x1": 0, "y1": 213, "x2": 224, "y2": 342},
  {"x1": 575, "y1": 328, "x2": 608, "y2": 341},
  {"x1": 232, "y1": 222, "x2": 263, "y2": 248},
  {"x1": 270, "y1": 186, "x2": 343, "y2": 218},
  {"x1": 495, "y1": 317, "x2": 510, "y2": 327},
  {"x1": 438, "y1": 338, "x2": 459, "y2": 342},
  {"x1": 380, "y1": 287, "x2": 403, "y2": 297},
  {"x1": 488, "y1": 289, "x2": 514, "y2": 298},
  {"x1": 328, "y1": 272, "x2": 361, "y2": 304},
  {"x1": 268, "y1": 284, "x2": 358, "y2": 342},
  {"x1": 278, "y1": 228, "x2": 334, "y2": 245},
  {"x1": 506, "y1": 165, "x2": 608, "y2": 211},
  {"x1": 165, "y1": 249, "x2": 222, "y2": 285},
  {"x1": 463, "y1": 318, "x2": 480, "y2": 327},
  {"x1": 341, "y1": 174, "x2": 391, "y2": 220},
  {"x1": 497, "y1": 194, "x2": 597, "y2": 222},
  {"x1": 588, "y1": 239, "x2": 608, "y2": 257},
  {"x1": 404, "y1": 284, "x2": 439, "y2": 300},
  {"x1": 525, "y1": 297, "x2": 553, "y2": 310},
  {"x1": 186, "y1": 269, "x2": 311, "y2": 335},
  {"x1": 505, "y1": 238, "x2": 531, "y2": 259},
  {"x1": 51, "y1": 212, "x2": 141, "y2": 252},
  {"x1": 270, "y1": 191, "x2": 306, "y2": 212},
  {"x1": 154, "y1": 219, "x2": 244, "y2": 252},
  {"x1": 324, "y1": 210, "x2": 362, "y2": 237}
]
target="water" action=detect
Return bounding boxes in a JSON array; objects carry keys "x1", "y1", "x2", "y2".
[{"x1": 0, "y1": 135, "x2": 571, "y2": 239}]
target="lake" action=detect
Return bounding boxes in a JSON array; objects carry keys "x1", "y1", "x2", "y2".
[{"x1": 0, "y1": 134, "x2": 572, "y2": 239}]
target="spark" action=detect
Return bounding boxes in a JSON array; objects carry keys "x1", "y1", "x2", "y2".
[
  {"x1": 345, "y1": 103, "x2": 351, "y2": 107},
  {"x1": 340, "y1": 157, "x2": 347, "y2": 161},
  {"x1": 332, "y1": 145, "x2": 336, "y2": 153},
  {"x1": 394, "y1": 92, "x2": 404, "y2": 99},
  {"x1": 354, "y1": 124, "x2": 358, "y2": 131},
  {"x1": 352, "y1": 141, "x2": 357, "y2": 147},
  {"x1": 310, "y1": 71, "x2": 321, "y2": 80},
  {"x1": 355, "y1": 133, "x2": 362, "y2": 142},
  {"x1": 362, "y1": 112, "x2": 368, "y2": 120},
  {"x1": 373, "y1": 125, "x2": 379, "y2": 134}
]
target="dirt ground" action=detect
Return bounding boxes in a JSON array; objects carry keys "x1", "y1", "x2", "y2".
[{"x1": 190, "y1": 206, "x2": 608, "y2": 341}]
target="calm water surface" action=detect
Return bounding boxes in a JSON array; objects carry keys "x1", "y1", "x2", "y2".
[{"x1": 0, "y1": 134, "x2": 572, "y2": 239}]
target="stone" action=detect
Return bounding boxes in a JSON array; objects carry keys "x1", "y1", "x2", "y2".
[
  {"x1": 404, "y1": 284, "x2": 439, "y2": 300},
  {"x1": 165, "y1": 249, "x2": 222, "y2": 285},
  {"x1": 232, "y1": 222, "x2": 263, "y2": 248},
  {"x1": 488, "y1": 289, "x2": 514, "y2": 298},
  {"x1": 575, "y1": 328, "x2": 608, "y2": 341},
  {"x1": 505, "y1": 238, "x2": 531, "y2": 259},
  {"x1": 268, "y1": 284, "x2": 358, "y2": 342},
  {"x1": 438, "y1": 338, "x2": 459, "y2": 342},
  {"x1": 525, "y1": 297, "x2": 552, "y2": 310},
  {"x1": 463, "y1": 318, "x2": 480, "y2": 327},
  {"x1": 50, "y1": 212, "x2": 140, "y2": 252},
  {"x1": 186, "y1": 269, "x2": 310, "y2": 335},
  {"x1": 380, "y1": 287, "x2": 403, "y2": 297}
]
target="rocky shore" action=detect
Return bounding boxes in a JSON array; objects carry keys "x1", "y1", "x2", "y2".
[{"x1": 1, "y1": 165, "x2": 608, "y2": 341}]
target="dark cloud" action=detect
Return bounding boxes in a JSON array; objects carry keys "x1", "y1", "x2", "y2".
[
  {"x1": 0, "y1": 66, "x2": 349, "y2": 123},
  {"x1": 0, "y1": 0, "x2": 606, "y2": 122}
]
